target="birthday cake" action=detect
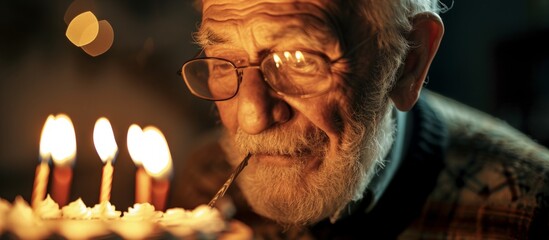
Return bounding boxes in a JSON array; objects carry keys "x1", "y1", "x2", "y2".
[{"x1": 0, "y1": 195, "x2": 227, "y2": 239}]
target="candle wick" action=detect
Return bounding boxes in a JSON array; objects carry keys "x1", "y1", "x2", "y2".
[{"x1": 208, "y1": 153, "x2": 251, "y2": 208}]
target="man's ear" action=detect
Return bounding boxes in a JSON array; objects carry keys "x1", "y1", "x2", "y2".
[{"x1": 390, "y1": 12, "x2": 444, "y2": 111}]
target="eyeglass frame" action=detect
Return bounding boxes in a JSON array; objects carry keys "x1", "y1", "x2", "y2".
[{"x1": 177, "y1": 37, "x2": 372, "y2": 101}]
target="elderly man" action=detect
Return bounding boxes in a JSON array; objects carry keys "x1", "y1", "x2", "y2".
[{"x1": 176, "y1": 0, "x2": 549, "y2": 238}]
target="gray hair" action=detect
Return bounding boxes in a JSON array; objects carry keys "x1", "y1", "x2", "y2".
[
  {"x1": 327, "y1": 0, "x2": 447, "y2": 116},
  {"x1": 192, "y1": 0, "x2": 448, "y2": 110}
]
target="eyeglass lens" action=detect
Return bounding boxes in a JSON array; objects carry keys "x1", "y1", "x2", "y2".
[{"x1": 181, "y1": 51, "x2": 333, "y2": 101}]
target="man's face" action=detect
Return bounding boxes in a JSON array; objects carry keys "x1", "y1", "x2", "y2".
[{"x1": 199, "y1": 0, "x2": 393, "y2": 225}]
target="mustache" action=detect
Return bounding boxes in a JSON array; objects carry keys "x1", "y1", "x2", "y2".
[{"x1": 233, "y1": 125, "x2": 329, "y2": 157}]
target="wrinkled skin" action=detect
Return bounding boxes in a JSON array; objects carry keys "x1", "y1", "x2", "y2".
[{"x1": 198, "y1": 0, "x2": 394, "y2": 225}]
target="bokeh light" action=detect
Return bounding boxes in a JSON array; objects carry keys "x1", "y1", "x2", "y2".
[
  {"x1": 66, "y1": 11, "x2": 99, "y2": 47},
  {"x1": 81, "y1": 20, "x2": 114, "y2": 57}
]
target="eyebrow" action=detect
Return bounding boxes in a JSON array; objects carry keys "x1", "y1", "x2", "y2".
[
  {"x1": 193, "y1": 27, "x2": 230, "y2": 48},
  {"x1": 194, "y1": 22, "x2": 332, "y2": 52}
]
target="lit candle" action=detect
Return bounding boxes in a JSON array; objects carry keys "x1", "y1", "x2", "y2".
[
  {"x1": 32, "y1": 115, "x2": 55, "y2": 208},
  {"x1": 127, "y1": 124, "x2": 151, "y2": 203},
  {"x1": 142, "y1": 126, "x2": 173, "y2": 211},
  {"x1": 50, "y1": 114, "x2": 77, "y2": 207},
  {"x1": 93, "y1": 117, "x2": 118, "y2": 203}
]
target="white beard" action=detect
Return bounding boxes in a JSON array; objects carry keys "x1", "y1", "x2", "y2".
[{"x1": 220, "y1": 105, "x2": 396, "y2": 226}]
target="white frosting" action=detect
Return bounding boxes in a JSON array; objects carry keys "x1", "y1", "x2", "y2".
[
  {"x1": 188, "y1": 205, "x2": 226, "y2": 233},
  {"x1": 91, "y1": 201, "x2": 121, "y2": 219},
  {"x1": 161, "y1": 205, "x2": 226, "y2": 234},
  {"x1": 122, "y1": 203, "x2": 162, "y2": 221},
  {"x1": 61, "y1": 198, "x2": 92, "y2": 219},
  {"x1": 7, "y1": 196, "x2": 39, "y2": 226},
  {"x1": 35, "y1": 194, "x2": 61, "y2": 219},
  {"x1": 0, "y1": 198, "x2": 10, "y2": 215},
  {"x1": 6, "y1": 196, "x2": 49, "y2": 239},
  {"x1": 0, "y1": 198, "x2": 10, "y2": 232},
  {"x1": 1, "y1": 196, "x2": 227, "y2": 239},
  {"x1": 160, "y1": 208, "x2": 190, "y2": 226}
]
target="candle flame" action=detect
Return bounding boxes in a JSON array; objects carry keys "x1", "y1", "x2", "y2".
[
  {"x1": 51, "y1": 114, "x2": 77, "y2": 167},
  {"x1": 93, "y1": 117, "x2": 118, "y2": 163},
  {"x1": 141, "y1": 127, "x2": 173, "y2": 180},
  {"x1": 39, "y1": 115, "x2": 56, "y2": 163},
  {"x1": 127, "y1": 124, "x2": 145, "y2": 166}
]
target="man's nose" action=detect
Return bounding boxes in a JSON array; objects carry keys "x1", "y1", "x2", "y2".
[{"x1": 237, "y1": 68, "x2": 291, "y2": 134}]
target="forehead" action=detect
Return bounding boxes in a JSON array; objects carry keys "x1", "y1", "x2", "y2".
[
  {"x1": 199, "y1": 0, "x2": 339, "y2": 51},
  {"x1": 202, "y1": 0, "x2": 330, "y2": 14}
]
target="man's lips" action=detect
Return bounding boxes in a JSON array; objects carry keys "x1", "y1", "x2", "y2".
[
  {"x1": 251, "y1": 152, "x2": 323, "y2": 170},
  {"x1": 253, "y1": 153, "x2": 294, "y2": 167}
]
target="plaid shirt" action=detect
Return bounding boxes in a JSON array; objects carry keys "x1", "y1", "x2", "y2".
[
  {"x1": 173, "y1": 91, "x2": 549, "y2": 239},
  {"x1": 397, "y1": 92, "x2": 549, "y2": 239},
  {"x1": 311, "y1": 92, "x2": 549, "y2": 239}
]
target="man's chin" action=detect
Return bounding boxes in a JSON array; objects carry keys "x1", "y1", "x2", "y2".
[
  {"x1": 236, "y1": 152, "x2": 353, "y2": 226},
  {"x1": 238, "y1": 170, "x2": 336, "y2": 226}
]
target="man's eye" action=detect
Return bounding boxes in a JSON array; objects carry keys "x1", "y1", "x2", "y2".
[
  {"x1": 289, "y1": 60, "x2": 319, "y2": 73},
  {"x1": 211, "y1": 62, "x2": 233, "y2": 73},
  {"x1": 285, "y1": 56, "x2": 323, "y2": 76}
]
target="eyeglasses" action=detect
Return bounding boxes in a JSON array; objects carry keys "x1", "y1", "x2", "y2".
[
  {"x1": 179, "y1": 38, "x2": 371, "y2": 101},
  {"x1": 179, "y1": 50, "x2": 340, "y2": 101}
]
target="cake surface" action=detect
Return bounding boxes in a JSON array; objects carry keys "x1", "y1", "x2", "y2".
[{"x1": 0, "y1": 196, "x2": 227, "y2": 239}]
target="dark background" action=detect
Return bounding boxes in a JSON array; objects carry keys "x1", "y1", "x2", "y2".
[{"x1": 0, "y1": 0, "x2": 548, "y2": 210}]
